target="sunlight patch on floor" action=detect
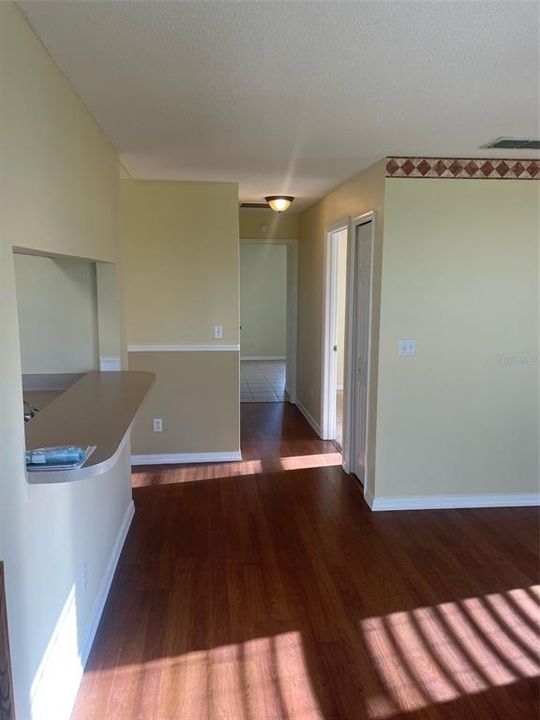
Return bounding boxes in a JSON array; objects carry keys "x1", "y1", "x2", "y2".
[
  {"x1": 363, "y1": 586, "x2": 540, "y2": 719},
  {"x1": 277, "y1": 452, "x2": 342, "y2": 471},
  {"x1": 132, "y1": 452, "x2": 342, "y2": 486},
  {"x1": 85, "y1": 632, "x2": 324, "y2": 720}
]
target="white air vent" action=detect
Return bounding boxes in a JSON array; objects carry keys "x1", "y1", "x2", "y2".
[{"x1": 481, "y1": 137, "x2": 540, "y2": 150}]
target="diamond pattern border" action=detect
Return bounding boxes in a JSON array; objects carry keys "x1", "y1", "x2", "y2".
[{"x1": 386, "y1": 157, "x2": 539, "y2": 180}]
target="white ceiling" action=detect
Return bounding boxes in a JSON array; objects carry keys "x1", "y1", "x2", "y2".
[{"x1": 18, "y1": 0, "x2": 540, "y2": 210}]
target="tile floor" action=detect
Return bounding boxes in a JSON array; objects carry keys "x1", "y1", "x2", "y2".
[{"x1": 240, "y1": 360, "x2": 286, "y2": 402}]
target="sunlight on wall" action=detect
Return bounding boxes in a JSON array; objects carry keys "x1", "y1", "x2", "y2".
[
  {"x1": 30, "y1": 586, "x2": 83, "y2": 720},
  {"x1": 362, "y1": 586, "x2": 540, "y2": 719}
]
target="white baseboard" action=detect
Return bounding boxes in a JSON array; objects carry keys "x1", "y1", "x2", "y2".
[
  {"x1": 30, "y1": 500, "x2": 135, "y2": 720},
  {"x1": 79, "y1": 500, "x2": 135, "y2": 665},
  {"x1": 131, "y1": 451, "x2": 242, "y2": 466},
  {"x1": 364, "y1": 490, "x2": 540, "y2": 511},
  {"x1": 129, "y1": 343, "x2": 239, "y2": 352},
  {"x1": 240, "y1": 355, "x2": 286, "y2": 361},
  {"x1": 294, "y1": 399, "x2": 322, "y2": 437}
]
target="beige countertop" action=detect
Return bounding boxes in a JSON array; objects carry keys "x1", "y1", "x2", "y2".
[
  {"x1": 25, "y1": 371, "x2": 155, "y2": 483},
  {"x1": 24, "y1": 389, "x2": 65, "y2": 411}
]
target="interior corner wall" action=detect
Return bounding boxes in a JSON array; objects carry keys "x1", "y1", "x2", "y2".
[
  {"x1": 297, "y1": 159, "x2": 386, "y2": 493},
  {"x1": 239, "y1": 208, "x2": 300, "y2": 239},
  {"x1": 14, "y1": 254, "x2": 99, "y2": 374},
  {"x1": 0, "y1": 4, "x2": 128, "y2": 719},
  {"x1": 375, "y1": 177, "x2": 539, "y2": 499},
  {"x1": 121, "y1": 180, "x2": 240, "y2": 457}
]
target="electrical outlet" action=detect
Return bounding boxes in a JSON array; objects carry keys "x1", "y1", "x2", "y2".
[
  {"x1": 398, "y1": 338, "x2": 417, "y2": 356},
  {"x1": 153, "y1": 417, "x2": 163, "y2": 432},
  {"x1": 213, "y1": 325, "x2": 224, "y2": 340},
  {"x1": 81, "y1": 561, "x2": 88, "y2": 592}
]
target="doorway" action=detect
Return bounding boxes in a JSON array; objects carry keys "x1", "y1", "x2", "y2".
[
  {"x1": 345, "y1": 215, "x2": 375, "y2": 484},
  {"x1": 321, "y1": 223, "x2": 348, "y2": 446},
  {"x1": 322, "y1": 213, "x2": 375, "y2": 483},
  {"x1": 240, "y1": 239, "x2": 297, "y2": 403}
]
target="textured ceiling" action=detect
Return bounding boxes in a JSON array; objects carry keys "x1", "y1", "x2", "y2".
[{"x1": 18, "y1": 0, "x2": 540, "y2": 209}]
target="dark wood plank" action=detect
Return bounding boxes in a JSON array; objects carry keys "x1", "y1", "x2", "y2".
[{"x1": 72, "y1": 403, "x2": 540, "y2": 720}]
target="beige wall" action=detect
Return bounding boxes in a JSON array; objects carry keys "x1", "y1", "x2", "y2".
[
  {"x1": 122, "y1": 180, "x2": 239, "y2": 345},
  {"x1": 1, "y1": 7, "x2": 118, "y2": 263},
  {"x1": 376, "y1": 178, "x2": 539, "y2": 498},
  {"x1": 121, "y1": 180, "x2": 241, "y2": 456},
  {"x1": 240, "y1": 243, "x2": 287, "y2": 358},
  {"x1": 298, "y1": 162, "x2": 538, "y2": 502},
  {"x1": 240, "y1": 208, "x2": 300, "y2": 239},
  {"x1": 14, "y1": 253, "x2": 99, "y2": 374},
  {"x1": 298, "y1": 159, "x2": 386, "y2": 492},
  {"x1": 0, "y1": 4, "x2": 127, "y2": 719},
  {"x1": 129, "y1": 351, "x2": 239, "y2": 454}
]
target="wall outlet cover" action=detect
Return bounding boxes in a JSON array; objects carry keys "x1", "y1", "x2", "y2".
[{"x1": 398, "y1": 338, "x2": 417, "y2": 356}]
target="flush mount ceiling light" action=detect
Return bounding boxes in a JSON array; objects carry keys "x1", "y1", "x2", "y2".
[{"x1": 265, "y1": 196, "x2": 294, "y2": 213}]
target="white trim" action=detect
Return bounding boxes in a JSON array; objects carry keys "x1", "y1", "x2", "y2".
[
  {"x1": 30, "y1": 500, "x2": 134, "y2": 720},
  {"x1": 99, "y1": 356, "x2": 121, "y2": 371},
  {"x1": 294, "y1": 399, "x2": 322, "y2": 437},
  {"x1": 364, "y1": 488, "x2": 375, "y2": 508},
  {"x1": 241, "y1": 355, "x2": 286, "y2": 361},
  {"x1": 321, "y1": 220, "x2": 350, "y2": 440},
  {"x1": 364, "y1": 491, "x2": 540, "y2": 511},
  {"x1": 321, "y1": 226, "x2": 338, "y2": 439},
  {"x1": 131, "y1": 451, "x2": 242, "y2": 466},
  {"x1": 128, "y1": 344, "x2": 240, "y2": 352},
  {"x1": 326, "y1": 216, "x2": 351, "y2": 235}
]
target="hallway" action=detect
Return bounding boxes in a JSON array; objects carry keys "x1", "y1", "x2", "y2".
[{"x1": 72, "y1": 404, "x2": 539, "y2": 719}]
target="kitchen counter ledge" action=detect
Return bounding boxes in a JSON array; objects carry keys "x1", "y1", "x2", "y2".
[{"x1": 25, "y1": 371, "x2": 155, "y2": 484}]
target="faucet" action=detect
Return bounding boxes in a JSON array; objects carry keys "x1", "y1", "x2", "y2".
[{"x1": 23, "y1": 400, "x2": 39, "y2": 423}]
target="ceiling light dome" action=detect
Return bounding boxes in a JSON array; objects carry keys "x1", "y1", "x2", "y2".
[{"x1": 265, "y1": 196, "x2": 294, "y2": 213}]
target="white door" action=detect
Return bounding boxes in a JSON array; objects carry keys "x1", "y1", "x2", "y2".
[
  {"x1": 352, "y1": 221, "x2": 373, "y2": 483},
  {"x1": 321, "y1": 225, "x2": 348, "y2": 440}
]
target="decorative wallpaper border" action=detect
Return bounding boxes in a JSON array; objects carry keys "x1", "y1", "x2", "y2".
[{"x1": 386, "y1": 157, "x2": 539, "y2": 180}]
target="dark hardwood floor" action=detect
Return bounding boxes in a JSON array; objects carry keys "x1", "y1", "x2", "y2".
[{"x1": 72, "y1": 403, "x2": 539, "y2": 719}]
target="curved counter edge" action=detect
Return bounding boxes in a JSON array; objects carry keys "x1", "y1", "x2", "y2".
[{"x1": 25, "y1": 371, "x2": 155, "y2": 484}]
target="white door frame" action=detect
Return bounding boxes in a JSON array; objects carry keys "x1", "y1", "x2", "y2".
[
  {"x1": 321, "y1": 218, "x2": 350, "y2": 440},
  {"x1": 342, "y1": 211, "x2": 376, "y2": 478},
  {"x1": 240, "y1": 238, "x2": 298, "y2": 403}
]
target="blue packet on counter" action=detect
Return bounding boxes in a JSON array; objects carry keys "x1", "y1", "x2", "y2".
[{"x1": 25, "y1": 446, "x2": 95, "y2": 471}]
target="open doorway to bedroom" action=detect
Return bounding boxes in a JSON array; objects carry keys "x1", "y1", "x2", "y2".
[
  {"x1": 321, "y1": 224, "x2": 348, "y2": 448},
  {"x1": 240, "y1": 239, "x2": 297, "y2": 404}
]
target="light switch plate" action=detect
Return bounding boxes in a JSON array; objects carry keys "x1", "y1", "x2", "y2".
[
  {"x1": 213, "y1": 325, "x2": 224, "y2": 339},
  {"x1": 399, "y1": 338, "x2": 417, "y2": 356},
  {"x1": 153, "y1": 417, "x2": 163, "y2": 432}
]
